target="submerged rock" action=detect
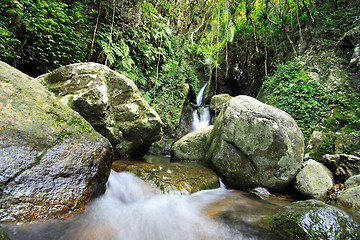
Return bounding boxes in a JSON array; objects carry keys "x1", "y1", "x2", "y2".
[
  {"x1": 0, "y1": 61, "x2": 113, "y2": 222},
  {"x1": 293, "y1": 159, "x2": 334, "y2": 200},
  {"x1": 205, "y1": 95, "x2": 304, "y2": 190},
  {"x1": 258, "y1": 199, "x2": 360, "y2": 239},
  {"x1": 37, "y1": 62, "x2": 162, "y2": 158},
  {"x1": 112, "y1": 160, "x2": 219, "y2": 194},
  {"x1": 171, "y1": 125, "x2": 213, "y2": 164}
]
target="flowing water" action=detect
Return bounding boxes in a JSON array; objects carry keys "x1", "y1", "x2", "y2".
[
  {"x1": 192, "y1": 84, "x2": 211, "y2": 131},
  {"x1": 4, "y1": 170, "x2": 292, "y2": 240}
]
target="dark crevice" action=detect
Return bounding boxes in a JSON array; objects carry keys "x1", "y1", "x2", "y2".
[{"x1": 222, "y1": 138, "x2": 258, "y2": 171}]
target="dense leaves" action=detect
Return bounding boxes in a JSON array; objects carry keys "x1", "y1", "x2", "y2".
[{"x1": 1, "y1": 0, "x2": 359, "y2": 140}]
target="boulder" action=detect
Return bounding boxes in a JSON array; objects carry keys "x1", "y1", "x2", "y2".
[
  {"x1": 332, "y1": 175, "x2": 360, "y2": 210},
  {"x1": 344, "y1": 174, "x2": 360, "y2": 189},
  {"x1": 209, "y1": 94, "x2": 233, "y2": 113},
  {"x1": 205, "y1": 95, "x2": 304, "y2": 190},
  {"x1": 293, "y1": 159, "x2": 334, "y2": 200},
  {"x1": 334, "y1": 186, "x2": 360, "y2": 210},
  {"x1": 37, "y1": 62, "x2": 162, "y2": 157},
  {"x1": 321, "y1": 154, "x2": 360, "y2": 181},
  {"x1": 258, "y1": 199, "x2": 360, "y2": 239},
  {"x1": 112, "y1": 160, "x2": 219, "y2": 194},
  {"x1": 171, "y1": 125, "x2": 213, "y2": 164},
  {"x1": 0, "y1": 61, "x2": 113, "y2": 222}
]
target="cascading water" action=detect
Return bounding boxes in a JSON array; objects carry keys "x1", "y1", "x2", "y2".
[
  {"x1": 192, "y1": 84, "x2": 211, "y2": 131},
  {"x1": 4, "y1": 170, "x2": 289, "y2": 240}
]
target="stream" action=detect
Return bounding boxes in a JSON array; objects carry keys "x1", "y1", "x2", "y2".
[{"x1": 4, "y1": 159, "x2": 294, "y2": 240}]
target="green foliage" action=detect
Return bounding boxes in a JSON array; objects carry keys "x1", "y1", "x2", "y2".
[
  {"x1": 0, "y1": 0, "x2": 94, "y2": 75},
  {"x1": 261, "y1": 59, "x2": 330, "y2": 141},
  {"x1": 261, "y1": 58, "x2": 360, "y2": 142}
]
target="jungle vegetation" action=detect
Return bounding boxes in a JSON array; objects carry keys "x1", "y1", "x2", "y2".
[{"x1": 1, "y1": 0, "x2": 359, "y2": 140}]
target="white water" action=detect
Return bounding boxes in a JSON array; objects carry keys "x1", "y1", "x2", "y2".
[
  {"x1": 5, "y1": 170, "x2": 288, "y2": 240},
  {"x1": 61, "y1": 171, "x2": 248, "y2": 240},
  {"x1": 192, "y1": 84, "x2": 211, "y2": 131}
]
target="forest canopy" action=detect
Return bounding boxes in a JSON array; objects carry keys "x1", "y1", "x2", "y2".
[{"x1": 1, "y1": 0, "x2": 359, "y2": 139}]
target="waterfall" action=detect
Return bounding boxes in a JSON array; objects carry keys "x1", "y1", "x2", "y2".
[{"x1": 192, "y1": 84, "x2": 210, "y2": 131}]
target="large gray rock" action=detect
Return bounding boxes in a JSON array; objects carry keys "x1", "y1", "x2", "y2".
[
  {"x1": 171, "y1": 125, "x2": 213, "y2": 164},
  {"x1": 0, "y1": 61, "x2": 113, "y2": 222},
  {"x1": 293, "y1": 159, "x2": 334, "y2": 200},
  {"x1": 38, "y1": 62, "x2": 162, "y2": 157},
  {"x1": 258, "y1": 199, "x2": 360, "y2": 239},
  {"x1": 205, "y1": 95, "x2": 304, "y2": 190}
]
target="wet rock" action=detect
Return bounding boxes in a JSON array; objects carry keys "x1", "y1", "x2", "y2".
[
  {"x1": 321, "y1": 154, "x2": 360, "y2": 181},
  {"x1": 250, "y1": 187, "x2": 270, "y2": 200},
  {"x1": 112, "y1": 160, "x2": 219, "y2": 194},
  {"x1": 0, "y1": 61, "x2": 113, "y2": 223},
  {"x1": 258, "y1": 199, "x2": 360, "y2": 240},
  {"x1": 205, "y1": 95, "x2": 304, "y2": 190},
  {"x1": 209, "y1": 94, "x2": 233, "y2": 114},
  {"x1": 37, "y1": 62, "x2": 162, "y2": 158},
  {"x1": 171, "y1": 126, "x2": 213, "y2": 164},
  {"x1": 293, "y1": 159, "x2": 334, "y2": 200}
]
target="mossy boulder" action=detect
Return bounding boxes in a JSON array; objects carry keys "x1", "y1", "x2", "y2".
[
  {"x1": 293, "y1": 159, "x2": 334, "y2": 200},
  {"x1": 205, "y1": 95, "x2": 304, "y2": 190},
  {"x1": 334, "y1": 186, "x2": 360, "y2": 211},
  {"x1": 209, "y1": 94, "x2": 233, "y2": 113},
  {"x1": 0, "y1": 61, "x2": 113, "y2": 223},
  {"x1": 171, "y1": 125, "x2": 213, "y2": 164},
  {"x1": 112, "y1": 160, "x2": 219, "y2": 194},
  {"x1": 344, "y1": 175, "x2": 360, "y2": 189},
  {"x1": 37, "y1": 62, "x2": 162, "y2": 158},
  {"x1": 258, "y1": 199, "x2": 360, "y2": 239},
  {"x1": 332, "y1": 175, "x2": 360, "y2": 210}
]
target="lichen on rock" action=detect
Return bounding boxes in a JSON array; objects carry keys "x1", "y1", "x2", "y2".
[
  {"x1": 0, "y1": 61, "x2": 113, "y2": 223},
  {"x1": 205, "y1": 95, "x2": 304, "y2": 190}
]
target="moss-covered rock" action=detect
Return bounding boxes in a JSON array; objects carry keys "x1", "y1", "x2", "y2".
[
  {"x1": 0, "y1": 61, "x2": 113, "y2": 223},
  {"x1": 334, "y1": 186, "x2": 360, "y2": 211},
  {"x1": 171, "y1": 125, "x2": 213, "y2": 164},
  {"x1": 209, "y1": 94, "x2": 233, "y2": 114},
  {"x1": 293, "y1": 159, "x2": 334, "y2": 200},
  {"x1": 258, "y1": 199, "x2": 360, "y2": 239},
  {"x1": 112, "y1": 160, "x2": 219, "y2": 194},
  {"x1": 37, "y1": 62, "x2": 162, "y2": 158},
  {"x1": 344, "y1": 175, "x2": 360, "y2": 189},
  {"x1": 205, "y1": 95, "x2": 304, "y2": 190}
]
